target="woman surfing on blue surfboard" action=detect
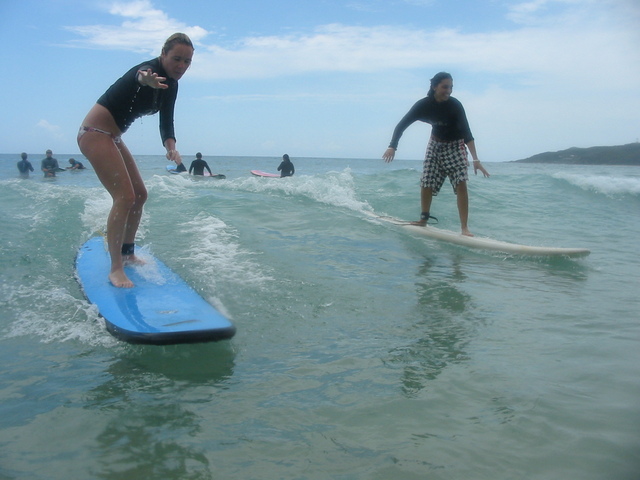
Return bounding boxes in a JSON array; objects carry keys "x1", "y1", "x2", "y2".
[
  {"x1": 77, "y1": 33, "x2": 194, "y2": 288},
  {"x1": 382, "y1": 72, "x2": 490, "y2": 237}
]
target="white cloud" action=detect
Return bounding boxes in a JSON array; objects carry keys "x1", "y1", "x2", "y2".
[
  {"x1": 192, "y1": 24, "x2": 446, "y2": 79},
  {"x1": 507, "y1": 0, "x2": 555, "y2": 24},
  {"x1": 185, "y1": 19, "x2": 639, "y2": 101},
  {"x1": 36, "y1": 119, "x2": 63, "y2": 139},
  {"x1": 65, "y1": 0, "x2": 208, "y2": 54},
  {"x1": 63, "y1": 0, "x2": 640, "y2": 91}
]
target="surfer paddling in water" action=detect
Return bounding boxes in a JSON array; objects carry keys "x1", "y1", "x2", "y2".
[
  {"x1": 382, "y1": 72, "x2": 490, "y2": 236},
  {"x1": 78, "y1": 33, "x2": 194, "y2": 288}
]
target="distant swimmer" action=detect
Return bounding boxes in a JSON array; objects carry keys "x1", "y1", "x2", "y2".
[
  {"x1": 17, "y1": 152, "x2": 34, "y2": 178},
  {"x1": 41, "y1": 149, "x2": 59, "y2": 177},
  {"x1": 277, "y1": 154, "x2": 295, "y2": 177},
  {"x1": 382, "y1": 72, "x2": 489, "y2": 237},
  {"x1": 189, "y1": 152, "x2": 212, "y2": 176},
  {"x1": 67, "y1": 158, "x2": 86, "y2": 170}
]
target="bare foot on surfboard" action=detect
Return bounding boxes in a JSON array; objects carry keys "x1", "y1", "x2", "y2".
[
  {"x1": 109, "y1": 270, "x2": 134, "y2": 288},
  {"x1": 461, "y1": 228, "x2": 474, "y2": 237}
]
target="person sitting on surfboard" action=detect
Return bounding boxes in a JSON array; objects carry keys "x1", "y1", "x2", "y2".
[
  {"x1": 77, "y1": 33, "x2": 194, "y2": 288},
  {"x1": 189, "y1": 152, "x2": 213, "y2": 176},
  {"x1": 277, "y1": 154, "x2": 295, "y2": 177},
  {"x1": 382, "y1": 72, "x2": 490, "y2": 237}
]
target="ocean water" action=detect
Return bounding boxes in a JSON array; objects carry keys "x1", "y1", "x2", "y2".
[{"x1": 1, "y1": 153, "x2": 639, "y2": 479}]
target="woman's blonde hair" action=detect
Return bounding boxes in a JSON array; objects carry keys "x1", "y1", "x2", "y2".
[{"x1": 162, "y1": 33, "x2": 194, "y2": 55}]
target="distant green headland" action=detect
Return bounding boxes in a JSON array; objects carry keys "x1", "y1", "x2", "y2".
[{"x1": 513, "y1": 143, "x2": 640, "y2": 165}]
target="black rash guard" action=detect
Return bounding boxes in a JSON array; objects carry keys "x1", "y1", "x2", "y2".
[
  {"x1": 277, "y1": 159, "x2": 295, "y2": 177},
  {"x1": 97, "y1": 57, "x2": 178, "y2": 145},
  {"x1": 388, "y1": 96, "x2": 474, "y2": 150},
  {"x1": 189, "y1": 159, "x2": 211, "y2": 176},
  {"x1": 17, "y1": 159, "x2": 34, "y2": 174}
]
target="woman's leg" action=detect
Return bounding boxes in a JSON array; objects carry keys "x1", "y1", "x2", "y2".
[
  {"x1": 78, "y1": 132, "x2": 138, "y2": 287},
  {"x1": 117, "y1": 142, "x2": 147, "y2": 265}
]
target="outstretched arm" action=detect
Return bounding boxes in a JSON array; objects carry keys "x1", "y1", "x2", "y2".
[{"x1": 383, "y1": 99, "x2": 423, "y2": 163}]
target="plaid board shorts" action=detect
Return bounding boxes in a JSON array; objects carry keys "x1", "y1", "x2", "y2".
[{"x1": 420, "y1": 138, "x2": 469, "y2": 195}]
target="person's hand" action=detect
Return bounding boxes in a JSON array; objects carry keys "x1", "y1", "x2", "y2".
[
  {"x1": 138, "y1": 69, "x2": 168, "y2": 89},
  {"x1": 473, "y1": 160, "x2": 490, "y2": 177},
  {"x1": 382, "y1": 148, "x2": 396, "y2": 163},
  {"x1": 166, "y1": 150, "x2": 182, "y2": 164}
]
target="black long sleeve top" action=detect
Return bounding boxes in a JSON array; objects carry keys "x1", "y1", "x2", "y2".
[
  {"x1": 388, "y1": 96, "x2": 474, "y2": 149},
  {"x1": 97, "y1": 57, "x2": 178, "y2": 145}
]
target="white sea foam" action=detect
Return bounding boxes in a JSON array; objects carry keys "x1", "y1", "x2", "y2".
[
  {"x1": 79, "y1": 192, "x2": 111, "y2": 235},
  {"x1": 226, "y1": 168, "x2": 372, "y2": 213},
  {"x1": 147, "y1": 173, "x2": 198, "y2": 198},
  {"x1": 174, "y1": 213, "x2": 273, "y2": 290},
  {"x1": 79, "y1": 190, "x2": 150, "y2": 240},
  {"x1": 129, "y1": 247, "x2": 166, "y2": 285},
  {"x1": 553, "y1": 172, "x2": 640, "y2": 196},
  {"x1": 3, "y1": 281, "x2": 118, "y2": 348}
]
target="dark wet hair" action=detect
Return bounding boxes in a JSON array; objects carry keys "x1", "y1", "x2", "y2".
[
  {"x1": 427, "y1": 72, "x2": 453, "y2": 98},
  {"x1": 162, "y1": 33, "x2": 194, "y2": 55},
  {"x1": 283, "y1": 154, "x2": 290, "y2": 161},
  {"x1": 196, "y1": 152, "x2": 202, "y2": 158},
  {"x1": 21, "y1": 152, "x2": 27, "y2": 159}
]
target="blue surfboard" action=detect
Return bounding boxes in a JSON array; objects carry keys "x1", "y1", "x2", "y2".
[{"x1": 76, "y1": 237, "x2": 236, "y2": 345}]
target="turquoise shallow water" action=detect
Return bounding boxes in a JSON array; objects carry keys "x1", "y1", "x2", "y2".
[{"x1": 1, "y1": 153, "x2": 639, "y2": 479}]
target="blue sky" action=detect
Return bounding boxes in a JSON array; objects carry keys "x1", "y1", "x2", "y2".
[{"x1": 2, "y1": 0, "x2": 639, "y2": 161}]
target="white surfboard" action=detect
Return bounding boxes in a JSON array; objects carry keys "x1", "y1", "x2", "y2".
[{"x1": 371, "y1": 214, "x2": 590, "y2": 257}]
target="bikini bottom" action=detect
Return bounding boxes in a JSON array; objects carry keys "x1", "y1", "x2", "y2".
[{"x1": 78, "y1": 126, "x2": 122, "y2": 144}]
